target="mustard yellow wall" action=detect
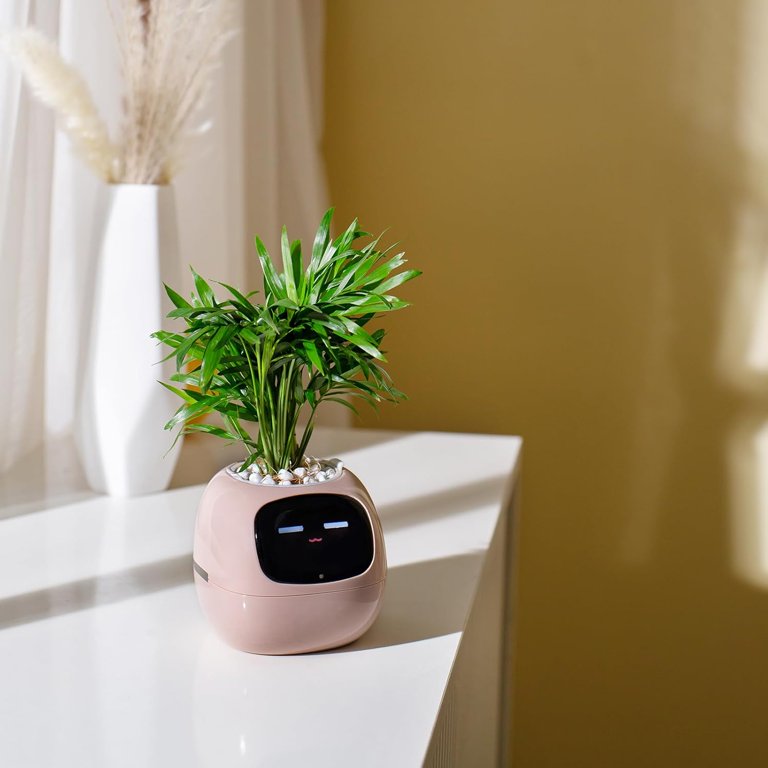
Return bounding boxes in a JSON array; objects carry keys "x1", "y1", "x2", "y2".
[{"x1": 325, "y1": 1, "x2": 768, "y2": 766}]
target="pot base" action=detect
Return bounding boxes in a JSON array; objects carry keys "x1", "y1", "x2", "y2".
[{"x1": 194, "y1": 573, "x2": 385, "y2": 654}]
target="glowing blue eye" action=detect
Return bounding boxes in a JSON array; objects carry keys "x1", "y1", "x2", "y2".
[
  {"x1": 323, "y1": 521, "x2": 349, "y2": 529},
  {"x1": 278, "y1": 525, "x2": 304, "y2": 534}
]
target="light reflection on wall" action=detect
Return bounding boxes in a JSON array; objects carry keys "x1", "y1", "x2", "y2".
[
  {"x1": 720, "y1": 0, "x2": 768, "y2": 588},
  {"x1": 721, "y1": 206, "x2": 768, "y2": 589},
  {"x1": 744, "y1": 236, "x2": 768, "y2": 372},
  {"x1": 718, "y1": 207, "x2": 768, "y2": 393},
  {"x1": 729, "y1": 416, "x2": 768, "y2": 588}
]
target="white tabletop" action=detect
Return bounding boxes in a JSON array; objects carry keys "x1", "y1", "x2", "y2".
[{"x1": 0, "y1": 429, "x2": 521, "y2": 768}]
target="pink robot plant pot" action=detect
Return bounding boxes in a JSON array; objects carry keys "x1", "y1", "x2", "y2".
[
  {"x1": 193, "y1": 463, "x2": 386, "y2": 654},
  {"x1": 153, "y1": 209, "x2": 419, "y2": 654}
]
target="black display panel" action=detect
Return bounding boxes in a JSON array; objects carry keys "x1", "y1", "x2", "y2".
[{"x1": 254, "y1": 494, "x2": 374, "y2": 584}]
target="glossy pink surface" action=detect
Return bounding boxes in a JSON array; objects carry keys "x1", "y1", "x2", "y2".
[
  {"x1": 195, "y1": 574, "x2": 385, "y2": 655},
  {"x1": 193, "y1": 467, "x2": 386, "y2": 654}
]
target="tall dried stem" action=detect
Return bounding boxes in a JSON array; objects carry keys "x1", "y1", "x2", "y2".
[{"x1": 114, "y1": 0, "x2": 235, "y2": 184}]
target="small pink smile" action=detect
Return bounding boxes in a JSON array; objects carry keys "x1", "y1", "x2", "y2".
[{"x1": 308, "y1": 537, "x2": 323, "y2": 543}]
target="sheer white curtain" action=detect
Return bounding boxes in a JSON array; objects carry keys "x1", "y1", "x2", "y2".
[
  {"x1": 0, "y1": 0, "x2": 337, "y2": 476},
  {"x1": 243, "y1": 0, "x2": 329, "y2": 264},
  {"x1": 0, "y1": 2, "x2": 56, "y2": 473}
]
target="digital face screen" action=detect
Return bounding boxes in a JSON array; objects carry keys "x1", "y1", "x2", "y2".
[{"x1": 254, "y1": 494, "x2": 374, "y2": 584}]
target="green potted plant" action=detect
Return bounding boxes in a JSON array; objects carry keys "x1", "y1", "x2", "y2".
[{"x1": 153, "y1": 209, "x2": 419, "y2": 654}]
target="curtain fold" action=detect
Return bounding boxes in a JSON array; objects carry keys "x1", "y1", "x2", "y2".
[
  {"x1": 0, "y1": 1, "x2": 58, "y2": 472},
  {"x1": 243, "y1": 0, "x2": 329, "y2": 268}
]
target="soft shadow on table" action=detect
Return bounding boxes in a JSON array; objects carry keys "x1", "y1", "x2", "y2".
[
  {"x1": 0, "y1": 555, "x2": 193, "y2": 629},
  {"x1": 1, "y1": 551, "x2": 486, "y2": 652},
  {"x1": 0, "y1": 470, "x2": 510, "y2": 633},
  {"x1": 322, "y1": 551, "x2": 485, "y2": 653},
  {"x1": 380, "y1": 474, "x2": 510, "y2": 533}
]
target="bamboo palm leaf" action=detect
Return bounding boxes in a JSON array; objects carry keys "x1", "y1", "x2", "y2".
[{"x1": 153, "y1": 209, "x2": 419, "y2": 469}]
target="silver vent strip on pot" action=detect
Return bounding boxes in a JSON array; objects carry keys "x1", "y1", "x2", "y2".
[{"x1": 192, "y1": 560, "x2": 209, "y2": 582}]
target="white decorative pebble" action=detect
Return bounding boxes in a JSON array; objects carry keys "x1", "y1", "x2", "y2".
[{"x1": 230, "y1": 458, "x2": 346, "y2": 485}]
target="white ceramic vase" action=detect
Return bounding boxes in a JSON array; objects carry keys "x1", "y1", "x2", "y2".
[{"x1": 75, "y1": 184, "x2": 182, "y2": 496}]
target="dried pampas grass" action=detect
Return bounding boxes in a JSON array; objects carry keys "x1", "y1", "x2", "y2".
[
  {"x1": 113, "y1": 0, "x2": 235, "y2": 184},
  {"x1": 3, "y1": 0, "x2": 234, "y2": 185},
  {"x1": 2, "y1": 29, "x2": 117, "y2": 181}
]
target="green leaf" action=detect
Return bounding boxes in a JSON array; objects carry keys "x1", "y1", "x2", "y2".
[
  {"x1": 164, "y1": 396, "x2": 219, "y2": 431},
  {"x1": 191, "y1": 268, "x2": 216, "y2": 307},
  {"x1": 254, "y1": 236, "x2": 283, "y2": 299},
  {"x1": 311, "y1": 208, "x2": 334, "y2": 264},
  {"x1": 200, "y1": 326, "x2": 231, "y2": 390},
  {"x1": 216, "y1": 281, "x2": 257, "y2": 313},
  {"x1": 182, "y1": 423, "x2": 241, "y2": 441},
  {"x1": 309, "y1": 320, "x2": 329, "y2": 338},
  {"x1": 174, "y1": 326, "x2": 210, "y2": 370},
  {"x1": 152, "y1": 330, "x2": 182, "y2": 348},
  {"x1": 164, "y1": 283, "x2": 191, "y2": 309},
  {"x1": 158, "y1": 381, "x2": 197, "y2": 403},
  {"x1": 342, "y1": 331, "x2": 385, "y2": 360},
  {"x1": 325, "y1": 396, "x2": 360, "y2": 415},
  {"x1": 291, "y1": 239, "x2": 305, "y2": 302},
  {"x1": 373, "y1": 268, "x2": 422, "y2": 295},
  {"x1": 239, "y1": 327, "x2": 261, "y2": 345},
  {"x1": 302, "y1": 340, "x2": 325, "y2": 374},
  {"x1": 281, "y1": 226, "x2": 299, "y2": 303},
  {"x1": 273, "y1": 297, "x2": 300, "y2": 311}
]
